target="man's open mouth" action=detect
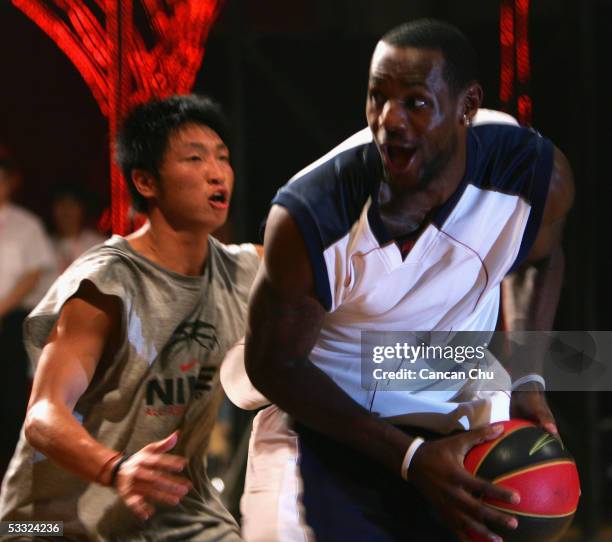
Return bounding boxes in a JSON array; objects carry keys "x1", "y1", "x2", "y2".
[
  {"x1": 209, "y1": 190, "x2": 229, "y2": 209},
  {"x1": 382, "y1": 144, "x2": 417, "y2": 172}
]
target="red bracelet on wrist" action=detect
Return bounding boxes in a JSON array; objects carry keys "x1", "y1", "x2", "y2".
[{"x1": 95, "y1": 451, "x2": 122, "y2": 486}]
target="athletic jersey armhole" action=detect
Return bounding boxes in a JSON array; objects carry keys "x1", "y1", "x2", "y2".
[
  {"x1": 508, "y1": 136, "x2": 555, "y2": 272},
  {"x1": 272, "y1": 191, "x2": 332, "y2": 311}
]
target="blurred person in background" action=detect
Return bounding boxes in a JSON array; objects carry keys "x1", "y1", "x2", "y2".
[
  {"x1": 50, "y1": 183, "x2": 106, "y2": 274},
  {"x1": 0, "y1": 158, "x2": 55, "y2": 480}
]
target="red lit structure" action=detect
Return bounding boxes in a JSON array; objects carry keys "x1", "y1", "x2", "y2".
[
  {"x1": 11, "y1": 0, "x2": 224, "y2": 234},
  {"x1": 499, "y1": 0, "x2": 532, "y2": 125}
]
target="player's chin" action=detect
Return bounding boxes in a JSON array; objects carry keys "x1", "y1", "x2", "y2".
[
  {"x1": 382, "y1": 154, "x2": 423, "y2": 187},
  {"x1": 385, "y1": 169, "x2": 421, "y2": 190},
  {"x1": 206, "y1": 210, "x2": 229, "y2": 230},
  {"x1": 185, "y1": 209, "x2": 228, "y2": 232}
]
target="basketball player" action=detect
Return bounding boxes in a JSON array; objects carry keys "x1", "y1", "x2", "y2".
[
  {"x1": 237, "y1": 20, "x2": 574, "y2": 541},
  {"x1": 0, "y1": 95, "x2": 260, "y2": 541}
]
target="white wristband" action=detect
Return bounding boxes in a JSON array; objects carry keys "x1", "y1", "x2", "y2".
[
  {"x1": 511, "y1": 374, "x2": 546, "y2": 391},
  {"x1": 400, "y1": 437, "x2": 425, "y2": 481}
]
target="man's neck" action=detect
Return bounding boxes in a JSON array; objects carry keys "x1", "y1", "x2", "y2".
[
  {"x1": 126, "y1": 216, "x2": 210, "y2": 276},
  {"x1": 378, "y1": 140, "x2": 467, "y2": 239}
]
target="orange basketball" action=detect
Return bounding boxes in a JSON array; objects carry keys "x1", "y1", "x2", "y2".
[{"x1": 464, "y1": 419, "x2": 580, "y2": 542}]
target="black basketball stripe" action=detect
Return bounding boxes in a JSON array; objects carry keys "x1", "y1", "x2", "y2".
[
  {"x1": 491, "y1": 459, "x2": 576, "y2": 486},
  {"x1": 476, "y1": 426, "x2": 572, "y2": 480},
  {"x1": 483, "y1": 512, "x2": 574, "y2": 542},
  {"x1": 486, "y1": 503, "x2": 577, "y2": 519},
  {"x1": 470, "y1": 424, "x2": 530, "y2": 475}
]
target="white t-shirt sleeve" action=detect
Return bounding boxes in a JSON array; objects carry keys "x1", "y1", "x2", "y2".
[
  {"x1": 24, "y1": 218, "x2": 55, "y2": 272},
  {"x1": 21, "y1": 216, "x2": 57, "y2": 308}
]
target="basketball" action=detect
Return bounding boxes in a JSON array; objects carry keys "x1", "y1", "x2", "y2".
[{"x1": 464, "y1": 419, "x2": 581, "y2": 542}]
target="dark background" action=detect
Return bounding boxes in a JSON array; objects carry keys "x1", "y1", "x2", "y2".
[{"x1": 1, "y1": 0, "x2": 610, "y2": 538}]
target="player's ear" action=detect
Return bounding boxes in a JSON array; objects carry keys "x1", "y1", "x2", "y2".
[
  {"x1": 460, "y1": 83, "x2": 483, "y2": 126},
  {"x1": 131, "y1": 169, "x2": 158, "y2": 201}
]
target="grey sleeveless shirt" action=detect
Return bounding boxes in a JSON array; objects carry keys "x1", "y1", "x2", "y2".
[{"x1": 0, "y1": 235, "x2": 259, "y2": 541}]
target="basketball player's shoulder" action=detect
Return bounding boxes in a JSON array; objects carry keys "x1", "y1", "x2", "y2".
[
  {"x1": 289, "y1": 127, "x2": 374, "y2": 183},
  {"x1": 272, "y1": 128, "x2": 377, "y2": 246},
  {"x1": 209, "y1": 237, "x2": 259, "y2": 267},
  {"x1": 470, "y1": 122, "x2": 554, "y2": 197},
  {"x1": 208, "y1": 237, "x2": 260, "y2": 284},
  {"x1": 59, "y1": 236, "x2": 127, "y2": 281},
  {"x1": 473, "y1": 122, "x2": 546, "y2": 155},
  {"x1": 281, "y1": 129, "x2": 375, "y2": 203}
]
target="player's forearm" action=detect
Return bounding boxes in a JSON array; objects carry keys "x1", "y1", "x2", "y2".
[
  {"x1": 500, "y1": 245, "x2": 564, "y2": 381},
  {"x1": 247, "y1": 345, "x2": 413, "y2": 474},
  {"x1": 0, "y1": 269, "x2": 41, "y2": 318},
  {"x1": 25, "y1": 399, "x2": 120, "y2": 485},
  {"x1": 245, "y1": 284, "x2": 413, "y2": 474},
  {"x1": 502, "y1": 244, "x2": 564, "y2": 332}
]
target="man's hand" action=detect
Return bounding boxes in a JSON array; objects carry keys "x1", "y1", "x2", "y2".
[
  {"x1": 114, "y1": 431, "x2": 192, "y2": 521},
  {"x1": 510, "y1": 382, "x2": 558, "y2": 436},
  {"x1": 409, "y1": 424, "x2": 520, "y2": 542}
]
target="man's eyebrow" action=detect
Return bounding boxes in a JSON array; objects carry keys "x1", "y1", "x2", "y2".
[
  {"x1": 181, "y1": 141, "x2": 229, "y2": 152},
  {"x1": 182, "y1": 142, "x2": 208, "y2": 151},
  {"x1": 369, "y1": 75, "x2": 386, "y2": 83},
  {"x1": 181, "y1": 142, "x2": 228, "y2": 153},
  {"x1": 368, "y1": 75, "x2": 430, "y2": 89}
]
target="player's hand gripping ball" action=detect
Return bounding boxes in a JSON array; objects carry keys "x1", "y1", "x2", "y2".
[{"x1": 464, "y1": 419, "x2": 580, "y2": 542}]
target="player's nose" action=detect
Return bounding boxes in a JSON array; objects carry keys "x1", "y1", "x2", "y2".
[{"x1": 379, "y1": 99, "x2": 408, "y2": 133}]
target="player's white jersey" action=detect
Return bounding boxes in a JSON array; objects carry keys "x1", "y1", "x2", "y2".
[{"x1": 269, "y1": 121, "x2": 552, "y2": 431}]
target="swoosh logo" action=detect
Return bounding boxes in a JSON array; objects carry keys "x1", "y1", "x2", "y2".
[
  {"x1": 180, "y1": 359, "x2": 198, "y2": 372},
  {"x1": 529, "y1": 433, "x2": 563, "y2": 456}
]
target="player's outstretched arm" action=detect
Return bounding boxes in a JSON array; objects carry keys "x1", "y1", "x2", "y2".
[
  {"x1": 245, "y1": 205, "x2": 518, "y2": 541},
  {"x1": 503, "y1": 147, "x2": 575, "y2": 434},
  {"x1": 24, "y1": 280, "x2": 192, "y2": 521}
]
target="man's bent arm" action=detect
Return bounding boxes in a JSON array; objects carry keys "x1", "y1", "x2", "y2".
[
  {"x1": 502, "y1": 147, "x2": 575, "y2": 334},
  {"x1": 24, "y1": 281, "x2": 124, "y2": 482},
  {"x1": 245, "y1": 205, "x2": 413, "y2": 474},
  {"x1": 502, "y1": 147, "x2": 575, "y2": 432},
  {"x1": 24, "y1": 280, "x2": 190, "y2": 519}
]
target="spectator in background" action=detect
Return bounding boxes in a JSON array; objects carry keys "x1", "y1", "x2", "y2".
[
  {"x1": 50, "y1": 183, "x2": 105, "y2": 274},
  {"x1": 0, "y1": 158, "x2": 55, "y2": 477}
]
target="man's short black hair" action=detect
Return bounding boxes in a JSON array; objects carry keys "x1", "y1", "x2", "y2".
[
  {"x1": 381, "y1": 19, "x2": 479, "y2": 96},
  {"x1": 115, "y1": 94, "x2": 231, "y2": 213}
]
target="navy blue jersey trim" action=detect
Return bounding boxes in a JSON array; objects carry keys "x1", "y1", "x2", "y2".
[
  {"x1": 509, "y1": 136, "x2": 554, "y2": 271},
  {"x1": 468, "y1": 124, "x2": 548, "y2": 198},
  {"x1": 268, "y1": 142, "x2": 379, "y2": 311},
  {"x1": 272, "y1": 191, "x2": 333, "y2": 311},
  {"x1": 367, "y1": 189, "x2": 392, "y2": 245}
]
